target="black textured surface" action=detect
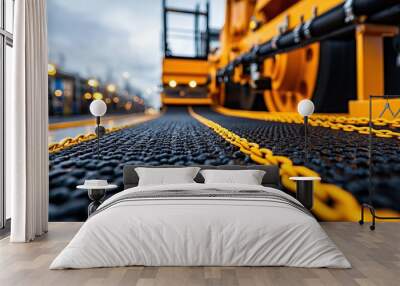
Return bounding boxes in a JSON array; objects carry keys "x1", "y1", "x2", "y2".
[
  {"x1": 193, "y1": 107, "x2": 400, "y2": 212},
  {"x1": 50, "y1": 106, "x2": 400, "y2": 221},
  {"x1": 49, "y1": 107, "x2": 247, "y2": 221},
  {"x1": 312, "y1": 40, "x2": 357, "y2": 113}
]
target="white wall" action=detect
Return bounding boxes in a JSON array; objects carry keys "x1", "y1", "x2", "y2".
[{"x1": 5, "y1": 44, "x2": 13, "y2": 220}]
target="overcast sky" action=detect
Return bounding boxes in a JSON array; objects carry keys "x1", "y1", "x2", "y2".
[{"x1": 47, "y1": 0, "x2": 225, "y2": 108}]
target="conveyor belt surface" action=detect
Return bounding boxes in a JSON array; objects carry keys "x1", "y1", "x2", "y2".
[
  {"x1": 193, "y1": 107, "x2": 400, "y2": 213},
  {"x1": 49, "y1": 107, "x2": 247, "y2": 221}
]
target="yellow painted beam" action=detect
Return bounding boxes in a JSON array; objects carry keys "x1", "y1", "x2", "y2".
[
  {"x1": 163, "y1": 58, "x2": 209, "y2": 75},
  {"x1": 162, "y1": 97, "x2": 212, "y2": 105},
  {"x1": 355, "y1": 24, "x2": 399, "y2": 101}
]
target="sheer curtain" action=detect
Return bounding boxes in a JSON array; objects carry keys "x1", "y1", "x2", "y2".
[{"x1": 7, "y1": 0, "x2": 49, "y2": 242}]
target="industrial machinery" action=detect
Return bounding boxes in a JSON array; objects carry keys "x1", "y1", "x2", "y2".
[
  {"x1": 161, "y1": 0, "x2": 213, "y2": 106},
  {"x1": 162, "y1": 0, "x2": 400, "y2": 117},
  {"x1": 210, "y1": 0, "x2": 400, "y2": 117}
]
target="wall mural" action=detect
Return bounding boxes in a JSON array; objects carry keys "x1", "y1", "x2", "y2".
[{"x1": 48, "y1": 0, "x2": 400, "y2": 222}]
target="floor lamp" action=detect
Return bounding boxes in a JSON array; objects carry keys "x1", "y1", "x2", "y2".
[
  {"x1": 297, "y1": 99, "x2": 315, "y2": 163},
  {"x1": 89, "y1": 100, "x2": 107, "y2": 159},
  {"x1": 290, "y1": 99, "x2": 319, "y2": 211}
]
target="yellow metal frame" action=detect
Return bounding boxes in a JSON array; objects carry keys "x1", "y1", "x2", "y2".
[
  {"x1": 162, "y1": 58, "x2": 212, "y2": 105},
  {"x1": 349, "y1": 24, "x2": 399, "y2": 118},
  {"x1": 162, "y1": 96, "x2": 213, "y2": 105},
  {"x1": 356, "y1": 24, "x2": 398, "y2": 101},
  {"x1": 162, "y1": 58, "x2": 209, "y2": 85}
]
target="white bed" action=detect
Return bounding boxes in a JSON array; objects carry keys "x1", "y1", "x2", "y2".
[{"x1": 50, "y1": 182, "x2": 351, "y2": 269}]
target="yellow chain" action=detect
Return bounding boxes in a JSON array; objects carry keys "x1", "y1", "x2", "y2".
[
  {"x1": 48, "y1": 126, "x2": 125, "y2": 154},
  {"x1": 48, "y1": 111, "x2": 163, "y2": 154},
  {"x1": 215, "y1": 106, "x2": 400, "y2": 140},
  {"x1": 189, "y1": 107, "x2": 400, "y2": 221}
]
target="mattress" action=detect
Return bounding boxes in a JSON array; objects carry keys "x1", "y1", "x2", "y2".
[{"x1": 50, "y1": 183, "x2": 351, "y2": 269}]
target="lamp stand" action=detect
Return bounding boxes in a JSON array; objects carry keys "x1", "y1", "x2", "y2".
[
  {"x1": 304, "y1": 115, "x2": 308, "y2": 164},
  {"x1": 96, "y1": 116, "x2": 100, "y2": 160}
]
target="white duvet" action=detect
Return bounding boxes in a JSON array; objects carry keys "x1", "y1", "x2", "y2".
[{"x1": 50, "y1": 183, "x2": 351, "y2": 269}]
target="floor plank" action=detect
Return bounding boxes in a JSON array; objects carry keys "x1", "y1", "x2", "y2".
[{"x1": 0, "y1": 222, "x2": 399, "y2": 286}]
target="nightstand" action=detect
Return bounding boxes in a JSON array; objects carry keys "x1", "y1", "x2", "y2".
[
  {"x1": 289, "y1": 177, "x2": 321, "y2": 210},
  {"x1": 77, "y1": 182, "x2": 118, "y2": 217}
]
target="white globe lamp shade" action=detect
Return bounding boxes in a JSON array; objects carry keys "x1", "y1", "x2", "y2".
[
  {"x1": 90, "y1": 99, "x2": 107, "y2": 117},
  {"x1": 297, "y1": 99, "x2": 315, "y2": 117}
]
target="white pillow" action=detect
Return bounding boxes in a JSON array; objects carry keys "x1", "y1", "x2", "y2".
[
  {"x1": 135, "y1": 167, "x2": 201, "y2": 186},
  {"x1": 200, "y1": 169, "x2": 266, "y2": 185}
]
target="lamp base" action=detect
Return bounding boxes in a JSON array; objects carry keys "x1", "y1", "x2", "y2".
[
  {"x1": 95, "y1": 125, "x2": 106, "y2": 137},
  {"x1": 296, "y1": 180, "x2": 313, "y2": 210}
]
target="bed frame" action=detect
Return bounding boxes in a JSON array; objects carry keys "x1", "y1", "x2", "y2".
[{"x1": 123, "y1": 165, "x2": 281, "y2": 190}]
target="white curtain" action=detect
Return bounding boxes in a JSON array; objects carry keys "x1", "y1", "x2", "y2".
[{"x1": 7, "y1": 0, "x2": 49, "y2": 242}]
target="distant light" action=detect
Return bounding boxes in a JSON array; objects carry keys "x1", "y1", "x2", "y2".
[
  {"x1": 124, "y1": 101, "x2": 133, "y2": 111},
  {"x1": 113, "y1": 97, "x2": 120, "y2": 103},
  {"x1": 169, "y1": 80, "x2": 177, "y2": 88},
  {"x1": 146, "y1": 108, "x2": 158, "y2": 115},
  {"x1": 88, "y1": 79, "x2": 99, "y2": 88},
  {"x1": 84, "y1": 92, "x2": 92, "y2": 100},
  {"x1": 93, "y1": 92, "x2": 103, "y2": 100},
  {"x1": 54, "y1": 89, "x2": 63, "y2": 97},
  {"x1": 249, "y1": 20, "x2": 257, "y2": 31},
  {"x1": 105, "y1": 98, "x2": 112, "y2": 104},
  {"x1": 122, "y1": 72, "x2": 130, "y2": 79},
  {"x1": 249, "y1": 17, "x2": 260, "y2": 31},
  {"x1": 189, "y1": 80, "x2": 197, "y2": 88},
  {"x1": 48, "y1": 64, "x2": 57, "y2": 76},
  {"x1": 106, "y1": 84, "x2": 117, "y2": 93}
]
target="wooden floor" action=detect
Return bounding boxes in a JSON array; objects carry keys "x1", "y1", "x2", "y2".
[{"x1": 0, "y1": 222, "x2": 399, "y2": 286}]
